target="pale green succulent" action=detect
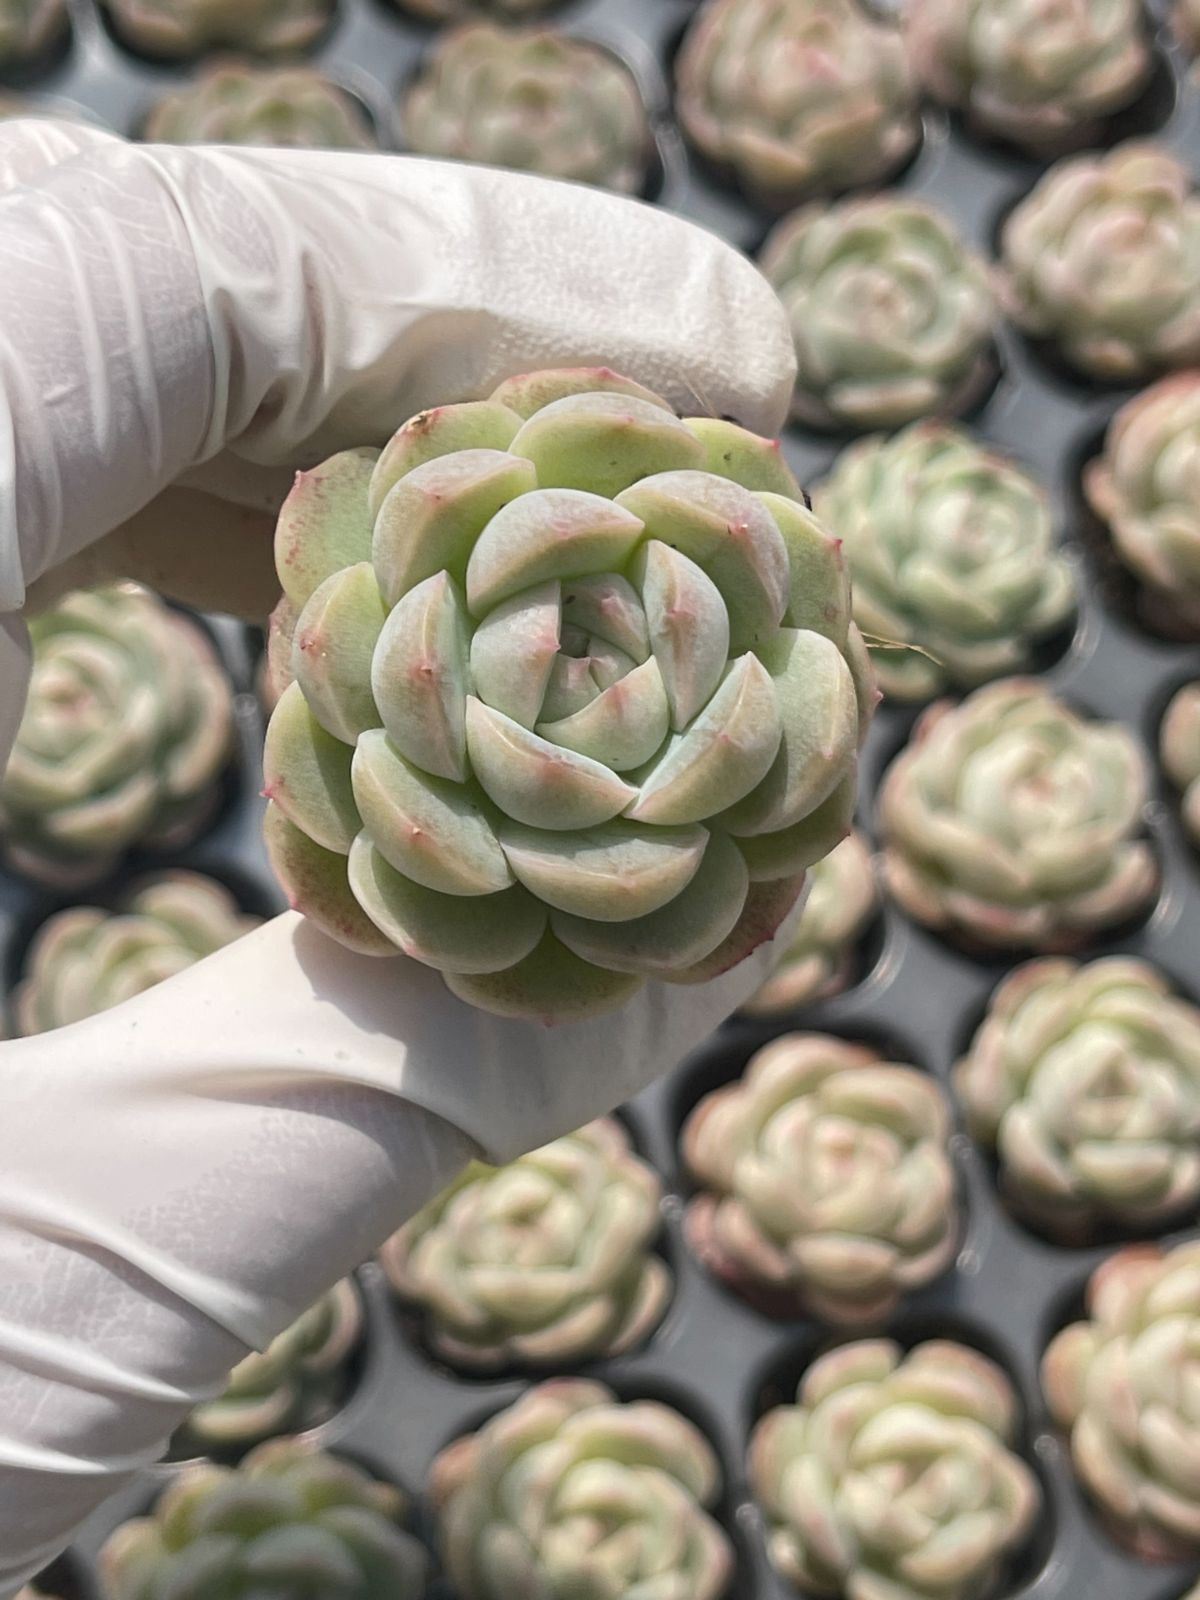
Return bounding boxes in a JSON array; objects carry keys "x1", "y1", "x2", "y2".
[
  {"x1": 761, "y1": 196, "x2": 997, "y2": 432},
  {"x1": 0, "y1": 0, "x2": 64, "y2": 63},
  {"x1": 880, "y1": 677, "x2": 1156, "y2": 950},
  {"x1": 1162, "y1": 681, "x2": 1200, "y2": 844},
  {"x1": 815, "y1": 423, "x2": 1076, "y2": 699},
  {"x1": 380, "y1": 1118, "x2": 669, "y2": 1370},
  {"x1": 956, "y1": 956, "x2": 1200, "y2": 1238},
  {"x1": 401, "y1": 25, "x2": 652, "y2": 195},
  {"x1": 263, "y1": 366, "x2": 875, "y2": 1022},
  {"x1": 1043, "y1": 1240, "x2": 1200, "y2": 1560},
  {"x1": 675, "y1": 0, "x2": 919, "y2": 209},
  {"x1": 145, "y1": 63, "x2": 376, "y2": 148},
  {"x1": 998, "y1": 143, "x2": 1200, "y2": 380},
  {"x1": 103, "y1": 0, "x2": 331, "y2": 57},
  {"x1": 751, "y1": 1339, "x2": 1040, "y2": 1599},
  {"x1": 0, "y1": 586, "x2": 233, "y2": 890},
  {"x1": 432, "y1": 1379, "x2": 733, "y2": 1599}
]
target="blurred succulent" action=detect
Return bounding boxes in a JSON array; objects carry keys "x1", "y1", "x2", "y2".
[
  {"x1": 432, "y1": 1378, "x2": 733, "y2": 1599},
  {"x1": 103, "y1": 0, "x2": 331, "y2": 57},
  {"x1": 906, "y1": 0, "x2": 1152, "y2": 155},
  {"x1": 880, "y1": 677, "x2": 1156, "y2": 950},
  {"x1": 145, "y1": 63, "x2": 376, "y2": 148},
  {"x1": 956, "y1": 957, "x2": 1200, "y2": 1239},
  {"x1": 1084, "y1": 372, "x2": 1200, "y2": 638},
  {"x1": 0, "y1": 586, "x2": 233, "y2": 889},
  {"x1": 1175, "y1": 0, "x2": 1200, "y2": 57},
  {"x1": 1162, "y1": 681, "x2": 1200, "y2": 844},
  {"x1": 1043, "y1": 1240, "x2": 1200, "y2": 1559},
  {"x1": 380, "y1": 1118, "x2": 669, "y2": 1370},
  {"x1": 761, "y1": 196, "x2": 997, "y2": 432},
  {"x1": 751, "y1": 1339, "x2": 1040, "y2": 1599},
  {"x1": 675, "y1": 0, "x2": 919, "y2": 209},
  {"x1": 263, "y1": 366, "x2": 875, "y2": 1022},
  {"x1": 0, "y1": 0, "x2": 64, "y2": 64},
  {"x1": 998, "y1": 143, "x2": 1200, "y2": 381},
  {"x1": 744, "y1": 829, "x2": 877, "y2": 1013},
  {"x1": 815, "y1": 423, "x2": 1076, "y2": 699},
  {"x1": 11, "y1": 871, "x2": 258, "y2": 1036},
  {"x1": 401, "y1": 25, "x2": 652, "y2": 194},
  {"x1": 175, "y1": 1279, "x2": 362, "y2": 1455},
  {"x1": 684, "y1": 1033, "x2": 957, "y2": 1326},
  {"x1": 100, "y1": 1436, "x2": 429, "y2": 1598}
]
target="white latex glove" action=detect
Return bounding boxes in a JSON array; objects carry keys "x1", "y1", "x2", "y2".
[{"x1": 0, "y1": 121, "x2": 798, "y2": 1587}]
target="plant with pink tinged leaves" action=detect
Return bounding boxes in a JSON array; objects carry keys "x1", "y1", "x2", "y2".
[{"x1": 1162, "y1": 681, "x2": 1200, "y2": 844}]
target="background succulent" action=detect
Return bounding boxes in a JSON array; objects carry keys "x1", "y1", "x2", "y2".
[
  {"x1": 100, "y1": 1436, "x2": 429, "y2": 1599},
  {"x1": 880, "y1": 677, "x2": 1156, "y2": 950},
  {"x1": 761, "y1": 196, "x2": 997, "y2": 432},
  {"x1": 0, "y1": 586, "x2": 233, "y2": 889},
  {"x1": 675, "y1": 0, "x2": 919, "y2": 210},
  {"x1": 998, "y1": 143, "x2": 1200, "y2": 381},
  {"x1": 956, "y1": 957, "x2": 1200, "y2": 1239},
  {"x1": 0, "y1": 0, "x2": 63, "y2": 64},
  {"x1": 743, "y1": 829, "x2": 877, "y2": 1013},
  {"x1": 906, "y1": 0, "x2": 1152, "y2": 155},
  {"x1": 401, "y1": 25, "x2": 651, "y2": 194},
  {"x1": 379, "y1": 1118, "x2": 670, "y2": 1370},
  {"x1": 103, "y1": 0, "x2": 331, "y2": 57},
  {"x1": 815, "y1": 423, "x2": 1076, "y2": 700},
  {"x1": 1084, "y1": 372, "x2": 1200, "y2": 639},
  {"x1": 263, "y1": 367, "x2": 874, "y2": 1022},
  {"x1": 751, "y1": 1339, "x2": 1040, "y2": 1599},
  {"x1": 145, "y1": 63, "x2": 376, "y2": 147},
  {"x1": 684, "y1": 1033, "x2": 957, "y2": 1325},
  {"x1": 1162, "y1": 681, "x2": 1200, "y2": 844},
  {"x1": 432, "y1": 1378, "x2": 733, "y2": 1599},
  {"x1": 1043, "y1": 1241, "x2": 1200, "y2": 1560}
]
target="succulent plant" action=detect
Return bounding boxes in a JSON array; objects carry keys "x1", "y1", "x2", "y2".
[
  {"x1": 0, "y1": 0, "x2": 64, "y2": 64},
  {"x1": 380, "y1": 1118, "x2": 669, "y2": 1370},
  {"x1": 814, "y1": 424, "x2": 1076, "y2": 700},
  {"x1": 432, "y1": 1378, "x2": 733, "y2": 1599},
  {"x1": 0, "y1": 586, "x2": 233, "y2": 889},
  {"x1": 1162, "y1": 681, "x2": 1200, "y2": 845},
  {"x1": 1043, "y1": 1240, "x2": 1200, "y2": 1560},
  {"x1": 956, "y1": 957, "x2": 1200, "y2": 1239},
  {"x1": 262, "y1": 366, "x2": 875, "y2": 1022},
  {"x1": 675, "y1": 0, "x2": 919, "y2": 210},
  {"x1": 100, "y1": 1436, "x2": 429, "y2": 1598},
  {"x1": 145, "y1": 63, "x2": 376, "y2": 148},
  {"x1": 1084, "y1": 372, "x2": 1200, "y2": 638},
  {"x1": 880, "y1": 677, "x2": 1156, "y2": 950},
  {"x1": 751, "y1": 1339, "x2": 1040, "y2": 1599},
  {"x1": 760, "y1": 196, "x2": 997, "y2": 432},
  {"x1": 998, "y1": 143, "x2": 1200, "y2": 381},
  {"x1": 103, "y1": 0, "x2": 331, "y2": 58},
  {"x1": 11, "y1": 871, "x2": 258, "y2": 1036},
  {"x1": 744, "y1": 829, "x2": 877, "y2": 1013},
  {"x1": 906, "y1": 0, "x2": 1152, "y2": 155},
  {"x1": 174, "y1": 1279, "x2": 362, "y2": 1455},
  {"x1": 684, "y1": 1033, "x2": 957, "y2": 1326},
  {"x1": 401, "y1": 25, "x2": 652, "y2": 195}
]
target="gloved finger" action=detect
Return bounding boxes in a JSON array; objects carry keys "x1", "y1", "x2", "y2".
[{"x1": 0, "y1": 117, "x2": 116, "y2": 193}]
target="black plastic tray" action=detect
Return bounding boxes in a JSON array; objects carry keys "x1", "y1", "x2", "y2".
[{"x1": 3, "y1": 1, "x2": 1200, "y2": 1596}]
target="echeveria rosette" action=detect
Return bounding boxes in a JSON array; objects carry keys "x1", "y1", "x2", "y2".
[
  {"x1": 432, "y1": 1378, "x2": 733, "y2": 1600},
  {"x1": 744, "y1": 829, "x2": 877, "y2": 1013},
  {"x1": 1162, "y1": 682, "x2": 1200, "y2": 845},
  {"x1": 0, "y1": 586, "x2": 233, "y2": 890},
  {"x1": 750, "y1": 1339, "x2": 1040, "y2": 1600},
  {"x1": 145, "y1": 63, "x2": 376, "y2": 148},
  {"x1": 100, "y1": 1437, "x2": 429, "y2": 1599},
  {"x1": 0, "y1": 0, "x2": 64, "y2": 64},
  {"x1": 956, "y1": 957, "x2": 1200, "y2": 1240},
  {"x1": 906, "y1": 0, "x2": 1152, "y2": 156},
  {"x1": 998, "y1": 144, "x2": 1200, "y2": 382},
  {"x1": 11, "y1": 872, "x2": 259, "y2": 1037},
  {"x1": 815, "y1": 424, "x2": 1076, "y2": 700},
  {"x1": 683, "y1": 1034, "x2": 957, "y2": 1326},
  {"x1": 103, "y1": 0, "x2": 330, "y2": 58},
  {"x1": 1084, "y1": 372, "x2": 1200, "y2": 639},
  {"x1": 380, "y1": 1118, "x2": 669, "y2": 1371},
  {"x1": 880, "y1": 678, "x2": 1157, "y2": 951},
  {"x1": 1043, "y1": 1240, "x2": 1200, "y2": 1560},
  {"x1": 675, "y1": 0, "x2": 919, "y2": 210},
  {"x1": 263, "y1": 367, "x2": 874, "y2": 1023},
  {"x1": 401, "y1": 25, "x2": 652, "y2": 195},
  {"x1": 761, "y1": 197, "x2": 998, "y2": 432}
]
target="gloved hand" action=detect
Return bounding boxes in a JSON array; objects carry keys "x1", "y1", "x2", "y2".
[{"x1": 0, "y1": 120, "x2": 797, "y2": 1589}]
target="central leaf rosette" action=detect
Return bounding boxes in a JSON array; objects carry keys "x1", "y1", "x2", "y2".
[{"x1": 263, "y1": 369, "x2": 873, "y2": 1020}]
